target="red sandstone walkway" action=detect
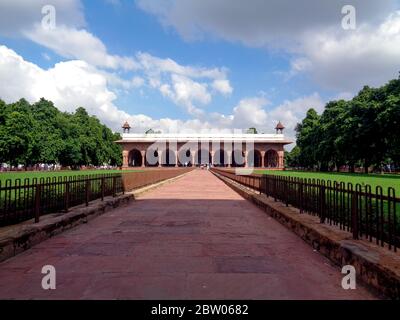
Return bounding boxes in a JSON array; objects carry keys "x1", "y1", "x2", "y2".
[{"x1": 0, "y1": 170, "x2": 375, "y2": 299}]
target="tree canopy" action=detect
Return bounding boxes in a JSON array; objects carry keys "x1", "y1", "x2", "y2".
[
  {"x1": 0, "y1": 98, "x2": 122, "y2": 168},
  {"x1": 288, "y1": 76, "x2": 400, "y2": 173}
]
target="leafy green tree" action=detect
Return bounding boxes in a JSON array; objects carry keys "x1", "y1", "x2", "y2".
[
  {"x1": 317, "y1": 100, "x2": 347, "y2": 171},
  {"x1": 293, "y1": 77, "x2": 400, "y2": 173},
  {"x1": 0, "y1": 98, "x2": 122, "y2": 168},
  {"x1": 0, "y1": 110, "x2": 34, "y2": 166},
  {"x1": 286, "y1": 146, "x2": 301, "y2": 168},
  {"x1": 295, "y1": 108, "x2": 321, "y2": 169},
  {"x1": 246, "y1": 127, "x2": 258, "y2": 134}
]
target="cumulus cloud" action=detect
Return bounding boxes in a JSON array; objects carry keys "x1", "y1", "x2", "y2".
[
  {"x1": 297, "y1": 11, "x2": 400, "y2": 92},
  {"x1": 212, "y1": 79, "x2": 233, "y2": 95},
  {"x1": 0, "y1": 46, "x2": 238, "y2": 134},
  {"x1": 137, "y1": 0, "x2": 400, "y2": 92},
  {"x1": 0, "y1": 45, "x2": 126, "y2": 129},
  {"x1": 268, "y1": 93, "x2": 324, "y2": 141},
  {"x1": 0, "y1": 0, "x2": 137, "y2": 71},
  {"x1": 0, "y1": 0, "x2": 85, "y2": 36},
  {"x1": 0, "y1": 0, "x2": 233, "y2": 118},
  {"x1": 136, "y1": 52, "x2": 227, "y2": 79},
  {"x1": 25, "y1": 25, "x2": 139, "y2": 71},
  {"x1": 134, "y1": 52, "x2": 232, "y2": 115},
  {"x1": 23, "y1": 27, "x2": 233, "y2": 116},
  {"x1": 231, "y1": 97, "x2": 269, "y2": 128},
  {"x1": 137, "y1": 0, "x2": 395, "y2": 46},
  {"x1": 0, "y1": 45, "x2": 318, "y2": 141}
]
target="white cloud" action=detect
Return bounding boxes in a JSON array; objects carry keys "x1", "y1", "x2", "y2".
[
  {"x1": 25, "y1": 25, "x2": 138, "y2": 71},
  {"x1": 212, "y1": 79, "x2": 233, "y2": 95},
  {"x1": 298, "y1": 11, "x2": 400, "y2": 92},
  {"x1": 137, "y1": 0, "x2": 395, "y2": 46},
  {"x1": 138, "y1": 0, "x2": 400, "y2": 92},
  {"x1": 0, "y1": 0, "x2": 85, "y2": 36},
  {"x1": 22, "y1": 25, "x2": 233, "y2": 116},
  {"x1": 0, "y1": 45, "x2": 238, "y2": 134},
  {"x1": 134, "y1": 52, "x2": 232, "y2": 115},
  {"x1": 0, "y1": 45, "x2": 124, "y2": 128},
  {"x1": 231, "y1": 97, "x2": 269, "y2": 128},
  {"x1": 0, "y1": 1, "x2": 234, "y2": 117},
  {"x1": 268, "y1": 93, "x2": 324, "y2": 141},
  {"x1": 0, "y1": 45, "x2": 314, "y2": 141},
  {"x1": 136, "y1": 52, "x2": 227, "y2": 80}
]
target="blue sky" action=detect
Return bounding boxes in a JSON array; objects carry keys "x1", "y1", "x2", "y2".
[{"x1": 0, "y1": 0, "x2": 399, "y2": 141}]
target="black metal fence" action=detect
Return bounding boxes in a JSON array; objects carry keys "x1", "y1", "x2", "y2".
[
  {"x1": 0, "y1": 168, "x2": 193, "y2": 227},
  {"x1": 0, "y1": 174, "x2": 124, "y2": 226},
  {"x1": 212, "y1": 168, "x2": 399, "y2": 252}
]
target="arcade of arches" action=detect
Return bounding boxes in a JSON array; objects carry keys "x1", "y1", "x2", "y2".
[{"x1": 122, "y1": 143, "x2": 284, "y2": 169}]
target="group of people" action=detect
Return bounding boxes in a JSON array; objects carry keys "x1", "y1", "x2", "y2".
[{"x1": 0, "y1": 163, "x2": 118, "y2": 172}]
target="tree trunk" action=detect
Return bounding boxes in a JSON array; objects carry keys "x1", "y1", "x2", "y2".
[{"x1": 364, "y1": 159, "x2": 369, "y2": 174}]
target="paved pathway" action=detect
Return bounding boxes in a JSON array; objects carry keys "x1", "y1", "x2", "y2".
[{"x1": 0, "y1": 170, "x2": 375, "y2": 299}]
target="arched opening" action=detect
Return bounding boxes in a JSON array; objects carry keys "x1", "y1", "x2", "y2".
[
  {"x1": 196, "y1": 149, "x2": 211, "y2": 166},
  {"x1": 231, "y1": 150, "x2": 245, "y2": 167},
  {"x1": 162, "y1": 149, "x2": 176, "y2": 167},
  {"x1": 145, "y1": 148, "x2": 159, "y2": 167},
  {"x1": 247, "y1": 150, "x2": 262, "y2": 168},
  {"x1": 178, "y1": 148, "x2": 193, "y2": 166},
  {"x1": 178, "y1": 148, "x2": 193, "y2": 167},
  {"x1": 265, "y1": 149, "x2": 278, "y2": 168},
  {"x1": 128, "y1": 149, "x2": 142, "y2": 167},
  {"x1": 213, "y1": 149, "x2": 228, "y2": 167}
]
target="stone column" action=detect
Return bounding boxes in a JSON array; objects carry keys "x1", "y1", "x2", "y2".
[
  {"x1": 261, "y1": 151, "x2": 265, "y2": 168},
  {"x1": 158, "y1": 151, "x2": 162, "y2": 167},
  {"x1": 278, "y1": 150, "x2": 284, "y2": 168},
  {"x1": 191, "y1": 152, "x2": 196, "y2": 167},
  {"x1": 141, "y1": 150, "x2": 145, "y2": 168},
  {"x1": 122, "y1": 150, "x2": 129, "y2": 168},
  {"x1": 244, "y1": 150, "x2": 248, "y2": 168},
  {"x1": 175, "y1": 151, "x2": 179, "y2": 167}
]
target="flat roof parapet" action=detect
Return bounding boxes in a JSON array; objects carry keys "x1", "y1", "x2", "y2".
[{"x1": 118, "y1": 133, "x2": 292, "y2": 144}]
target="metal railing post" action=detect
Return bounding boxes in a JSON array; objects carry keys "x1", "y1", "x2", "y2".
[
  {"x1": 299, "y1": 181, "x2": 303, "y2": 214},
  {"x1": 101, "y1": 177, "x2": 105, "y2": 201},
  {"x1": 351, "y1": 190, "x2": 359, "y2": 239},
  {"x1": 285, "y1": 178, "x2": 289, "y2": 207},
  {"x1": 64, "y1": 181, "x2": 70, "y2": 212},
  {"x1": 113, "y1": 175, "x2": 116, "y2": 197},
  {"x1": 320, "y1": 184, "x2": 326, "y2": 223},
  {"x1": 34, "y1": 184, "x2": 41, "y2": 223},
  {"x1": 85, "y1": 179, "x2": 90, "y2": 206}
]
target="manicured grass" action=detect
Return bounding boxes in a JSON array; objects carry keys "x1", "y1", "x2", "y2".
[
  {"x1": 255, "y1": 170, "x2": 400, "y2": 195},
  {"x1": 0, "y1": 169, "x2": 143, "y2": 186}
]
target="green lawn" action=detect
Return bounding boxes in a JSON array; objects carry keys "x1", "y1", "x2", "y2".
[
  {"x1": 255, "y1": 170, "x2": 400, "y2": 195},
  {"x1": 0, "y1": 169, "x2": 144, "y2": 186}
]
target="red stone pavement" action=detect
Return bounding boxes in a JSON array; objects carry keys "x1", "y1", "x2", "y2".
[{"x1": 0, "y1": 169, "x2": 376, "y2": 299}]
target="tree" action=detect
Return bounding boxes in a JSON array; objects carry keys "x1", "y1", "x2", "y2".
[
  {"x1": 0, "y1": 98, "x2": 122, "y2": 168},
  {"x1": 0, "y1": 110, "x2": 34, "y2": 166},
  {"x1": 285, "y1": 146, "x2": 301, "y2": 168},
  {"x1": 317, "y1": 100, "x2": 348, "y2": 171},
  {"x1": 295, "y1": 108, "x2": 321, "y2": 169},
  {"x1": 246, "y1": 127, "x2": 258, "y2": 134},
  {"x1": 292, "y1": 76, "x2": 400, "y2": 173}
]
